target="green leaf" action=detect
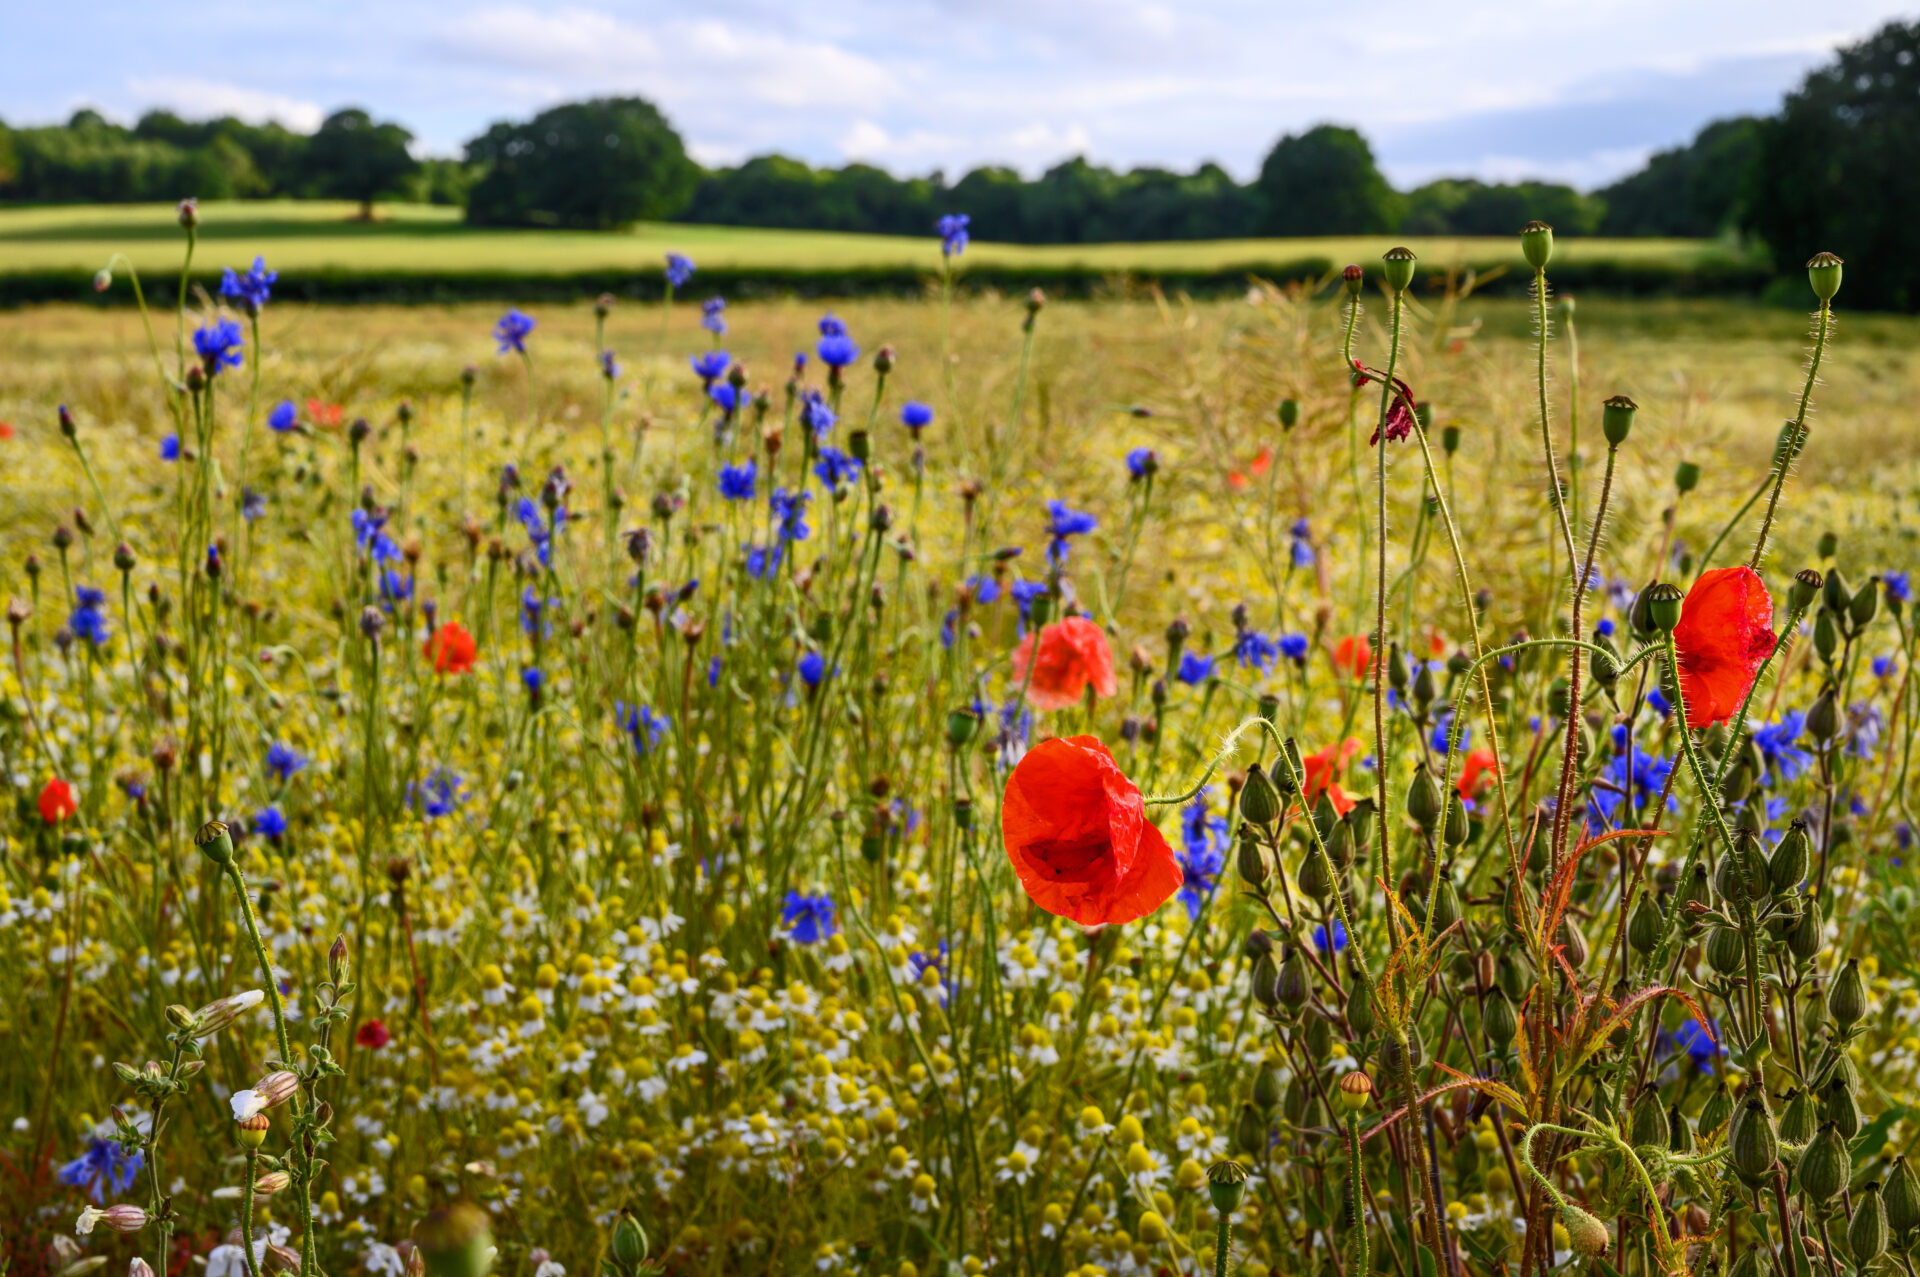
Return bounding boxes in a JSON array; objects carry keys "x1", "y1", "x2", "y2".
[{"x1": 1852, "y1": 1106, "x2": 1908, "y2": 1164}]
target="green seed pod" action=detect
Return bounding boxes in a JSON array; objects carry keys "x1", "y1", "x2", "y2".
[
  {"x1": 1852, "y1": 579, "x2": 1880, "y2": 631},
  {"x1": 1345, "y1": 976, "x2": 1377, "y2": 1039},
  {"x1": 1698, "y1": 1085, "x2": 1733, "y2": 1138},
  {"x1": 1715, "y1": 845, "x2": 1755, "y2": 905},
  {"x1": 1821, "y1": 1074, "x2": 1864, "y2": 1139},
  {"x1": 1807, "y1": 687, "x2": 1841, "y2": 742},
  {"x1": 1379, "y1": 1025, "x2": 1424, "y2": 1085},
  {"x1": 1429, "y1": 872, "x2": 1463, "y2": 932},
  {"x1": 1851, "y1": 1182, "x2": 1890, "y2": 1264},
  {"x1": 1676, "y1": 862, "x2": 1711, "y2": 924},
  {"x1": 1296, "y1": 847, "x2": 1332, "y2": 901},
  {"x1": 1388, "y1": 642, "x2": 1409, "y2": 693},
  {"x1": 1520, "y1": 221, "x2": 1555, "y2": 271},
  {"x1": 1482, "y1": 987, "x2": 1518, "y2": 1048},
  {"x1": 1769, "y1": 821, "x2": 1811, "y2": 894},
  {"x1": 1884, "y1": 1156, "x2": 1920, "y2": 1235},
  {"x1": 1807, "y1": 252, "x2": 1844, "y2": 302},
  {"x1": 1347, "y1": 798, "x2": 1377, "y2": 854},
  {"x1": 1829, "y1": 957, "x2": 1867, "y2": 1032},
  {"x1": 1627, "y1": 891, "x2": 1664, "y2": 956},
  {"x1": 1777, "y1": 1087, "x2": 1818, "y2": 1148},
  {"x1": 1590, "y1": 632, "x2": 1621, "y2": 690},
  {"x1": 1326, "y1": 816, "x2": 1354, "y2": 868},
  {"x1": 1706, "y1": 925, "x2": 1747, "y2": 976},
  {"x1": 1646, "y1": 582, "x2": 1684, "y2": 634},
  {"x1": 1406, "y1": 765, "x2": 1443, "y2": 830},
  {"x1": 1789, "y1": 568, "x2": 1823, "y2": 613},
  {"x1": 195, "y1": 819, "x2": 236, "y2": 867},
  {"x1": 1525, "y1": 818, "x2": 1550, "y2": 874},
  {"x1": 1674, "y1": 461, "x2": 1702, "y2": 494},
  {"x1": 611, "y1": 1209, "x2": 650, "y2": 1266},
  {"x1": 1823, "y1": 568, "x2": 1852, "y2": 616},
  {"x1": 1278, "y1": 399, "x2": 1300, "y2": 430},
  {"x1": 1252, "y1": 1064, "x2": 1283, "y2": 1110},
  {"x1": 413, "y1": 1203, "x2": 495, "y2": 1277},
  {"x1": 1235, "y1": 1102, "x2": 1267, "y2": 1155},
  {"x1": 1411, "y1": 660, "x2": 1437, "y2": 709},
  {"x1": 1601, "y1": 394, "x2": 1637, "y2": 447},
  {"x1": 1730, "y1": 1095, "x2": 1780, "y2": 1185},
  {"x1": 1631, "y1": 1090, "x2": 1670, "y2": 1148},
  {"x1": 1303, "y1": 1011, "x2": 1332, "y2": 1060},
  {"x1": 1801, "y1": 1122, "x2": 1849, "y2": 1203},
  {"x1": 1787, "y1": 894, "x2": 1825, "y2": 962},
  {"x1": 1382, "y1": 246, "x2": 1417, "y2": 294},
  {"x1": 1814, "y1": 610, "x2": 1839, "y2": 665},
  {"x1": 1496, "y1": 952, "x2": 1530, "y2": 1002},
  {"x1": 1283, "y1": 1076, "x2": 1309, "y2": 1125},
  {"x1": 1441, "y1": 794, "x2": 1469, "y2": 848},
  {"x1": 1237, "y1": 828, "x2": 1269, "y2": 889},
  {"x1": 1765, "y1": 891, "x2": 1803, "y2": 941},
  {"x1": 1251, "y1": 951, "x2": 1281, "y2": 1009},
  {"x1": 1669, "y1": 1104, "x2": 1693, "y2": 1154},
  {"x1": 1240, "y1": 762, "x2": 1282, "y2": 826},
  {"x1": 1276, "y1": 948, "x2": 1310, "y2": 1010},
  {"x1": 1558, "y1": 918, "x2": 1589, "y2": 970},
  {"x1": 1313, "y1": 790, "x2": 1341, "y2": 843},
  {"x1": 1207, "y1": 1159, "x2": 1250, "y2": 1214},
  {"x1": 1559, "y1": 1202, "x2": 1608, "y2": 1257}
]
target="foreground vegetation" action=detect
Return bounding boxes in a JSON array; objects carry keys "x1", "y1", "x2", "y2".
[{"x1": 2, "y1": 211, "x2": 1919, "y2": 1277}]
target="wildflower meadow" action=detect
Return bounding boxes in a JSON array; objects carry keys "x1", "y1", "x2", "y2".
[{"x1": 5, "y1": 203, "x2": 1920, "y2": 1277}]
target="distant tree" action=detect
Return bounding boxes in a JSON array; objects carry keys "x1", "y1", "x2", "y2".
[
  {"x1": 465, "y1": 98, "x2": 697, "y2": 230},
  {"x1": 0, "y1": 121, "x2": 16, "y2": 189},
  {"x1": 1745, "y1": 19, "x2": 1920, "y2": 308},
  {"x1": 1402, "y1": 179, "x2": 1602, "y2": 237},
  {"x1": 1599, "y1": 117, "x2": 1760, "y2": 237},
  {"x1": 1255, "y1": 125, "x2": 1401, "y2": 235},
  {"x1": 306, "y1": 108, "x2": 418, "y2": 219}
]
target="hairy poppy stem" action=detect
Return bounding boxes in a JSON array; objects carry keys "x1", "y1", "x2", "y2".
[{"x1": 1749, "y1": 299, "x2": 1831, "y2": 570}]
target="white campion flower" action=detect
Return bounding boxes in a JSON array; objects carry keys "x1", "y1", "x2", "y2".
[{"x1": 363, "y1": 1242, "x2": 405, "y2": 1277}]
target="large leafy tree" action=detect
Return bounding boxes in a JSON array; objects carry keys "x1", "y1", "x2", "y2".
[
  {"x1": 306, "y1": 108, "x2": 418, "y2": 219},
  {"x1": 464, "y1": 98, "x2": 697, "y2": 230},
  {"x1": 1746, "y1": 20, "x2": 1920, "y2": 309},
  {"x1": 1255, "y1": 124, "x2": 1402, "y2": 236}
]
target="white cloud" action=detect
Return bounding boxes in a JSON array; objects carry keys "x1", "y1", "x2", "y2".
[{"x1": 123, "y1": 76, "x2": 325, "y2": 132}]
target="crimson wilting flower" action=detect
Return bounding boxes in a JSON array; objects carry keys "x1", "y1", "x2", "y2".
[{"x1": 1352, "y1": 360, "x2": 1417, "y2": 444}]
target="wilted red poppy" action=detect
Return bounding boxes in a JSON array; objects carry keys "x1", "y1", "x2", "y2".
[
  {"x1": 1330, "y1": 635, "x2": 1372, "y2": 680},
  {"x1": 1673, "y1": 566, "x2": 1776, "y2": 730},
  {"x1": 38, "y1": 777, "x2": 76, "y2": 825},
  {"x1": 1352, "y1": 361, "x2": 1417, "y2": 444},
  {"x1": 1303, "y1": 738, "x2": 1362, "y2": 815},
  {"x1": 355, "y1": 1019, "x2": 391, "y2": 1049},
  {"x1": 1456, "y1": 748, "x2": 1499, "y2": 800},
  {"x1": 425, "y1": 622, "x2": 477, "y2": 674},
  {"x1": 1002, "y1": 736, "x2": 1183, "y2": 926},
  {"x1": 1010, "y1": 616, "x2": 1118, "y2": 711}
]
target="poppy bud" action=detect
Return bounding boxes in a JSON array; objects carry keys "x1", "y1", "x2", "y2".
[
  {"x1": 1382, "y1": 246, "x2": 1417, "y2": 294},
  {"x1": 1769, "y1": 821, "x2": 1810, "y2": 894},
  {"x1": 1411, "y1": 660, "x2": 1436, "y2": 709},
  {"x1": 1589, "y1": 633, "x2": 1620, "y2": 690},
  {"x1": 946, "y1": 707, "x2": 980, "y2": 748},
  {"x1": 1807, "y1": 252, "x2": 1844, "y2": 302},
  {"x1": 1275, "y1": 947, "x2": 1309, "y2": 1010},
  {"x1": 1631, "y1": 1089, "x2": 1669, "y2": 1148},
  {"x1": 1239, "y1": 762, "x2": 1281, "y2": 826},
  {"x1": 413, "y1": 1203, "x2": 495, "y2": 1277},
  {"x1": 1601, "y1": 394, "x2": 1637, "y2": 446},
  {"x1": 1520, "y1": 221, "x2": 1554, "y2": 271},
  {"x1": 1482, "y1": 987, "x2": 1517, "y2": 1048},
  {"x1": 1806, "y1": 686, "x2": 1840, "y2": 743},
  {"x1": 1673, "y1": 461, "x2": 1701, "y2": 493},
  {"x1": 611, "y1": 1209, "x2": 649, "y2": 1266},
  {"x1": 1851, "y1": 578, "x2": 1880, "y2": 630},
  {"x1": 1731, "y1": 1095, "x2": 1779, "y2": 1184},
  {"x1": 1560, "y1": 1203, "x2": 1608, "y2": 1256},
  {"x1": 1388, "y1": 642, "x2": 1409, "y2": 693},
  {"x1": 1235, "y1": 1102, "x2": 1267, "y2": 1155},
  {"x1": 196, "y1": 819, "x2": 235, "y2": 866},
  {"x1": 1250, "y1": 951, "x2": 1281, "y2": 1009},
  {"x1": 1706, "y1": 925, "x2": 1746, "y2": 976},
  {"x1": 1801, "y1": 1122, "x2": 1848, "y2": 1203},
  {"x1": 1406, "y1": 764, "x2": 1442, "y2": 830},
  {"x1": 1348, "y1": 797, "x2": 1376, "y2": 853},
  {"x1": 1627, "y1": 892, "x2": 1664, "y2": 955},
  {"x1": 1814, "y1": 610, "x2": 1839, "y2": 664},
  {"x1": 1342, "y1": 264, "x2": 1364, "y2": 298},
  {"x1": 1823, "y1": 567, "x2": 1851, "y2": 615},
  {"x1": 1645, "y1": 583, "x2": 1684, "y2": 634},
  {"x1": 1851, "y1": 1183, "x2": 1889, "y2": 1264},
  {"x1": 1237, "y1": 828, "x2": 1269, "y2": 888},
  {"x1": 1442, "y1": 424, "x2": 1461, "y2": 453},
  {"x1": 1276, "y1": 399, "x2": 1300, "y2": 432},
  {"x1": 1345, "y1": 976, "x2": 1376, "y2": 1038},
  {"x1": 1885, "y1": 1156, "x2": 1920, "y2": 1235}
]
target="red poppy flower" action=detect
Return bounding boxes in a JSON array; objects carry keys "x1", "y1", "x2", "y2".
[
  {"x1": 1227, "y1": 447, "x2": 1274, "y2": 491},
  {"x1": 1010, "y1": 617, "x2": 1118, "y2": 712},
  {"x1": 0, "y1": 422, "x2": 13, "y2": 440},
  {"x1": 1330, "y1": 635, "x2": 1372, "y2": 680},
  {"x1": 1456, "y1": 748, "x2": 1499, "y2": 800},
  {"x1": 38, "y1": 777, "x2": 76, "y2": 825},
  {"x1": 355, "y1": 1019, "x2": 391, "y2": 1049},
  {"x1": 306, "y1": 399, "x2": 345, "y2": 429},
  {"x1": 1672, "y1": 566, "x2": 1776, "y2": 730},
  {"x1": 1001, "y1": 735, "x2": 1183, "y2": 927},
  {"x1": 1303, "y1": 738, "x2": 1362, "y2": 815},
  {"x1": 425, "y1": 622, "x2": 477, "y2": 674}
]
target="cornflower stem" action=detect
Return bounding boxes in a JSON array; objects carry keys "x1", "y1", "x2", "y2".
[{"x1": 1751, "y1": 300, "x2": 1832, "y2": 570}]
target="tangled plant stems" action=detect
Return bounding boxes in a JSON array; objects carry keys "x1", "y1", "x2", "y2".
[{"x1": 5, "y1": 207, "x2": 1920, "y2": 1277}]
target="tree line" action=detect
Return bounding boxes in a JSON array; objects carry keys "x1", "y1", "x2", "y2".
[{"x1": 4, "y1": 18, "x2": 1918, "y2": 304}]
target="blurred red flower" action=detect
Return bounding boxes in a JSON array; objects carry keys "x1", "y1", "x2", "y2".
[
  {"x1": 1330, "y1": 635, "x2": 1373, "y2": 679},
  {"x1": 1457, "y1": 748, "x2": 1499, "y2": 800},
  {"x1": 1010, "y1": 616, "x2": 1118, "y2": 711},
  {"x1": 355, "y1": 1019, "x2": 391, "y2": 1049},
  {"x1": 1673, "y1": 565, "x2": 1776, "y2": 729},
  {"x1": 1303, "y1": 739, "x2": 1362, "y2": 815},
  {"x1": 1001, "y1": 735, "x2": 1182, "y2": 927},
  {"x1": 38, "y1": 777, "x2": 76, "y2": 825},
  {"x1": 0, "y1": 422, "x2": 14, "y2": 440},
  {"x1": 306, "y1": 400, "x2": 345, "y2": 429},
  {"x1": 425, "y1": 622, "x2": 477, "y2": 675}
]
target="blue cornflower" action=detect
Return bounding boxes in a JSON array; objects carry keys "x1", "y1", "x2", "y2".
[
  {"x1": 719, "y1": 461, "x2": 757, "y2": 501},
  {"x1": 1886, "y1": 571, "x2": 1912, "y2": 604},
  {"x1": 940, "y1": 608, "x2": 959, "y2": 649},
  {"x1": 522, "y1": 667, "x2": 544, "y2": 697},
  {"x1": 193, "y1": 317, "x2": 245, "y2": 372},
  {"x1": 351, "y1": 508, "x2": 400, "y2": 562},
  {"x1": 708, "y1": 655, "x2": 722, "y2": 687},
  {"x1": 253, "y1": 805, "x2": 288, "y2": 839},
  {"x1": 1009, "y1": 579, "x2": 1048, "y2": 631},
  {"x1": 268, "y1": 399, "x2": 297, "y2": 432},
  {"x1": 242, "y1": 488, "x2": 266, "y2": 522},
  {"x1": 1752, "y1": 711, "x2": 1814, "y2": 785},
  {"x1": 1290, "y1": 518, "x2": 1314, "y2": 568},
  {"x1": 600, "y1": 349, "x2": 621, "y2": 380},
  {"x1": 701, "y1": 297, "x2": 727, "y2": 336},
  {"x1": 936, "y1": 212, "x2": 970, "y2": 257},
  {"x1": 266, "y1": 742, "x2": 306, "y2": 781},
  {"x1": 781, "y1": 890, "x2": 838, "y2": 944},
  {"x1": 691, "y1": 350, "x2": 731, "y2": 384},
  {"x1": 494, "y1": 308, "x2": 535, "y2": 354},
  {"x1": 814, "y1": 447, "x2": 862, "y2": 487},
  {"x1": 1588, "y1": 740, "x2": 1675, "y2": 830},
  {"x1": 160, "y1": 434, "x2": 180, "y2": 461},
  {"x1": 616, "y1": 702, "x2": 671, "y2": 754},
  {"x1": 902, "y1": 401, "x2": 934, "y2": 434},
  {"x1": 819, "y1": 314, "x2": 848, "y2": 337},
  {"x1": 745, "y1": 544, "x2": 781, "y2": 579},
  {"x1": 218, "y1": 255, "x2": 276, "y2": 311},
  {"x1": 1431, "y1": 711, "x2": 1469, "y2": 755},
  {"x1": 800, "y1": 391, "x2": 836, "y2": 436},
  {"x1": 709, "y1": 383, "x2": 741, "y2": 415},
  {"x1": 378, "y1": 570, "x2": 412, "y2": 609},
  {"x1": 966, "y1": 574, "x2": 1002, "y2": 605},
  {"x1": 818, "y1": 335, "x2": 860, "y2": 369},
  {"x1": 1315, "y1": 921, "x2": 1349, "y2": 954},
  {"x1": 770, "y1": 488, "x2": 812, "y2": 544},
  {"x1": 69, "y1": 586, "x2": 110, "y2": 646},
  {"x1": 1045, "y1": 500, "x2": 1098, "y2": 565},
  {"x1": 1176, "y1": 651, "x2": 1216, "y2": 685},
  {"x1": 59, "y1": 1137, "x2": 143, "y2": 1203},
  {"x1": 1177, "y1": 794, "x2": 1228, "y2": 920},
  {"x1": 665, "y1": 253, "x2": 695, "y2": 288},
  {"x1": 1594, "y1": 617, "x2": 1616, "y2": 637},
  {"x1": 1279, "y1": 633, "x2": 1310, "y2": 663},
  {"x1": 515, "y1": 497, "x2": 563, "y2": 568},
  {"x1": 1847, "y1": 703, "x2": 1885, "y2": 760},
  {"x1": 1875, "y1": 654, "x2": 1898, "y2": 680},
  {"x1": 1658, "y1": 1017, "x2": 1724, "y2": 1073},
  {"x1": 908, "y1": 940, "x2": 955, "y2": 1004},
  {"x1": 410, "y1": 768, "x2": 465, "y2": 819},
  {"x1": 1234, "y1": 628, "x2": 1279, "y2": 673},
  {"x1": 798, "y1": 651, "x2": 828, "y2": 687},
  {"x1": 520, "y1": 586, "x2": 553, "y2": 638},
  {"x1": 1647, "y1": 687, "x2": 1673, "y2": 719}
]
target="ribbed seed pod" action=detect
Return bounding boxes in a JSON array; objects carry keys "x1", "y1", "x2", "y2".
[
  {"x1": 1706, "y1": 925, "x2": 1747, "y2": 976},
  {"x1": 1482, "y1": 987, "x2": 1518, "y2": 1049},
  {"x1": 1850, "y1": 1182, "x2": 1890, "y2": 1264},
  {"x1": 1345, "y1": 977, "x2": 1376, "y2": 1039},
  {"x1": 1829, "y1": 958, "x2": 1867, "y2": 1031},
  {"x1": 1627, "y1": 892, "x2": 1664, "y2": 955},
  {"x1": 1429, "y1": 873, "x2": 1462, "y2": 933},
  {"x1": 1252, "y1": 1066, "x2": 1283, "y2": 1110},
  {"x1": 1821, "y1": 1074, "x2": 1864, "y2": 1140},
  {"x1": 1769, "y1": 821, "x2": 1811, "y2": 894},
  {"x1": 1668, "y1": 1104, "x2": 1693, "y2": 1154},
  {"x1": 1251, "y1": 952, "x2": 1281, "y2": 1009},
  {"x1": 1800, "y1": 1122, "x2": 1849, "y2": 1204},
  {"x1": 1630, "y1": 1090, "x2": 1670, "y2": 1148},
  {"x1": 1698, "y1": 1084, "x2": 1733, "y2": 1138},
  {"x1": 1558, "y1": 919, "x2": 1589, "y2": 970},
  {"x1": 1730, "y1": 1095, "x2": 1779, "y2": 1185},
  {"x1": 1787, "y1": 895, "x2": 1825, "y2": 961},
  {"x1": 1297, "y1": 848, "x2": 1333, "y2": 901},
  {"x1": 1276, "y1": 948, "x2": 1310, "y2": 1010},
  {"x1": 1496, "y1": 952, "x2": 1530, "y2": 1002},
  {"x1": 1884, "y1": 1155, "x2": 1920, "y2": 1235},
  {"x1": 1777, "y1": 1088, "x2": 1818, "y2": 1155},
  {"x1": 1235, "y1": 1103, "x2": 1268, "y2": 1155}
]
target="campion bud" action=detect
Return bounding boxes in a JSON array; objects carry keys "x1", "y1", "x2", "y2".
[
  {"x1": 1334, "y1": 1070, "x2": 1374, "y2": 1117},
  {"x1": 329, "y1": 933, "x2": 350, "y2": 985},
  {"x1": 1558, "y1": 918, "x2": 1588, "y2": 969},
  {"x1": 1630, "y1": 1090, "x2": 1669, "y2": 1148},
  {"x1": 1731, "y1": 1096, "x2": 1779, "y2": 1184},
  {"x1": 78, "y1": 1204, "x2": 149, "y2": 1234},
  {"x1": 1851, "y1": 1182, "x2": 1890, "y2": 1264},
  {"x1": 1807, "y1": 251, "x2": 1844, "y2": 302},
  {"x1": 1275, "y1": 947, "x2": 1309, "y2": 1010},
  {"x1": 1250, "y1": 951, "x2": 1281, "y2": 1009},
  {"x1": 1207, "y1": 1159, "x2": 1250, "y2": 1214},
  {"x1": 1381, "y1": 246, "x2": 1417, "y2": 294},
  {"x1": 1482, "y1": 986, "x2": 1517, "y2": 1048},
  {"x1": 1645, "y1": 583, "x2": 1684, "y2": 634},
  {"x1": 196, "y1": 820, "x2": 235, "y2": 866},
  {"x1": 132, "y1": 1261, "x2": 156, "y2": 1277},
  {"x1": 1296, "y1": 846, "x2": 1331, "y2": 900},
  {"x1": 1348, "y1": 797, "x2": 1376, "y2": 853},
  {"x1": 1406, "y1": 764, "x2": 1442, "y2": 830},
  {"x1": 1801, "y1": 1123, "x2": 1848, "y2": 1203},
  {"x1": 1706, "y1": 924, "x2": 1746, "y2": 976},
  {"x1": 1559, "y1": 1203, "x2": 1608, "y2": 1257},
  {"x1": 1851, "y1": 578, "x2": 1880, "y2": 630},
  {"x1": 264, "y1": 1246, "x2": 303, "y2": 1275},
  {"x1": 1252, "y1": 1064, "x2": 1283, "y2": 1109},
  {"x1": 1627, "y1": 891, "x2": 1664, "y2": 955},
  {"x1": 1787, "y1": 895, "x2": 1824, "y2": 961},
  {"x1": 1342, "y1": 264, "x2": 1364, "y2": 298},
  {"x1": 237, "y1": 1113, "x2": 270, "y2": 1148},
  {"x1": 611, "y1": 1209, "x2": 649, "y2": 1266},
  {"x1": 1236, "y1": 828, "x2": 1268, "y2": 889},
  {"x1": 1884, "y1": 1156, "x2": 1920, "y2": 1235},
  {"x1": 1601, "y1": 394, "x2": 1637, "y2": 447},
  {"x1": 1429, "y1": 870, "x2": 1463, "y2": 929},
  {"x1": 1239, "y1": 762, "x2": 1281, "y2": 826},
  {"x1": 1769, "y1": 821, "x2": 1811, "y2": 893},
  {"x1": 1827, "y1": 952, "x2": 1858, "y2": 1029},
  {"x1": 1674, "y1": 461, "x2": 1701, "y2": 493},
  {"x1": 413, "y1": 1203, "x2": 495, "y2": 1277},
  {"x1": 1235, "y1": 1103, "x2": 1267, "y2": 1155},
  {"x1": 255, "y1": 1170, "x2": 292, "y2": 1196},
  {"x1": 1778, "y1": 1087, "x2": 1818, "y2": 1148},
  {"x1": 1698, "y1": 1085, "x2": 1732, "y2": 1137},
  {"x1": 1822, "y1": 1073, "x2": 1864, "y2": 1139},
  {"x1": 1278, "y1": 399, "x2": 1299, "y2": 430}
]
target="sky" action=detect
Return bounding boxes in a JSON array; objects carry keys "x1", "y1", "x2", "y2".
[{"x1": 2, "y1": 2, "x2": 1913, "y2": 191}]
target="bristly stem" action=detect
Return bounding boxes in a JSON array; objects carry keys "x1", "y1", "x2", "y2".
[
  {"x1": 1372, "y1": 286, "x2": 1405, "y2": 903},
  {"x1": 1534, "y1": 267, "x2": 1578, "y2": 573},
  {"x1": 1749, "y1": 299, "x2": 1831, "y2": 570}
]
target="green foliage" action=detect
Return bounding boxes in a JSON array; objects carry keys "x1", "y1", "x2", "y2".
[
  {"x1": 1746, "y1": 19, "x2": 1920, "y2": 309},
  {"x1": 1598, "y1": 117, "x2": 1761, "y2": 237},
  {"x1": 1255, "y1": 124, "x2": 1402, "y2": 235},
  {"x1": 305, "y1": 108, "x2": 418, "y2": 215},
  {"x1": 1402, "y1": 179, "x2": 1603, "y2": 237},
  {"x1": 464, "y1": 97, "x2": 697, "y2": 230}
]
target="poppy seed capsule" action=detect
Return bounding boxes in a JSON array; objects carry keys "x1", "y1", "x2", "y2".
[
  {"x1": 1674, "y1": 460, "x2": 1701, "y2": 493},
  {"x1": 1520, "y1": 221, "x2": 1555, "y2": 270},
  {"x1": 1829, "y1": 957, "x2": 1867, "y2": 1031},
  {"x1": 1382, "y1": 246, "x2": 1417, "y2": 294},
  {"x1": 1601, "y1": 394, "x2": 1637, "y2": 447},
  {"x1": 195, "y1": 820, "x2": 235, "y2": 867},
  {"x1": 1207, "y1": 1159, "x2": 1250, "y2": 1213},
  {"x1": 1807, "y1": 251, "x2": 1844, "y2": 302},
  {"x1": 1646, "y1": 582, "x2": 1685, "y2": 634},
  {"x1": 1789, "y1": 568, "x2": 1823, "y2": 612}
]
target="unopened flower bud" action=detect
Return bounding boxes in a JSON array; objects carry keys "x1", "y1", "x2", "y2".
[
  {"x1": 1342, "y1": 264, "x2": 1364, "y2": 298},
  {"x1": 1560, "y1": 1203, "x2": 1608, "y2": 1257},
  {"x1": 1239, "y1": 763, "x2": 1281, "y2": 826},
  {"x1": 1829, "y1": 957, "x2": 1866, "y2": 1031}
]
